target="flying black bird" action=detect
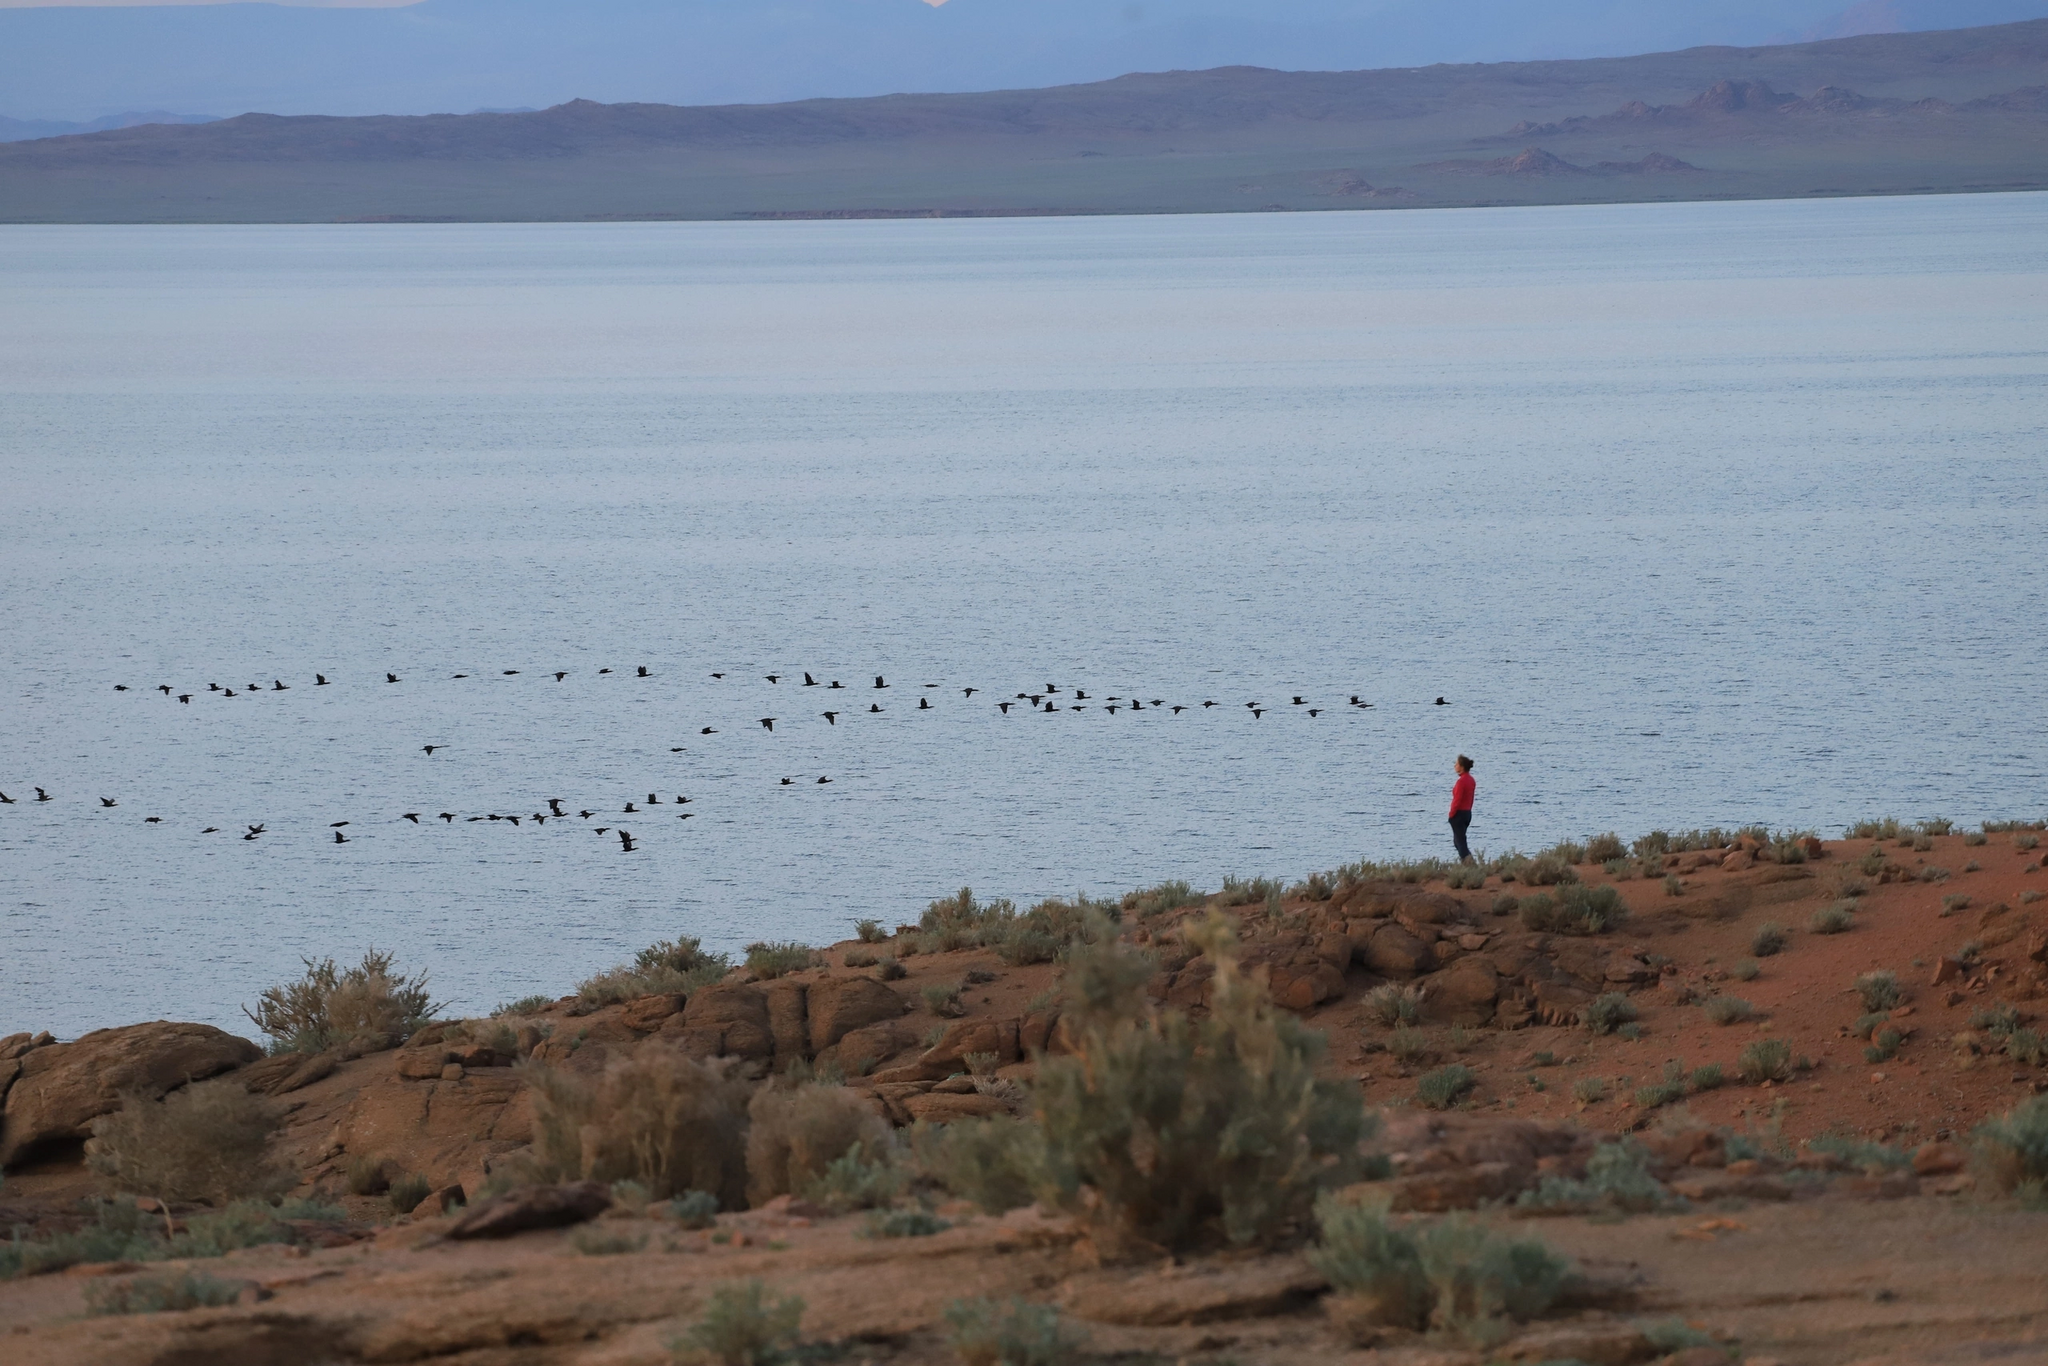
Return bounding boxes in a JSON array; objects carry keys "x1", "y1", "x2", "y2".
[
  {"x1": 701, "y1": 727, "x2": 717, "y2": 735},
  {"x1": 248, "y1": 824, "x2": 264, "y2": 835},
  {"x1": 548, "y1": 799, "x2": 565, "y2": 816},
  {"x1": 1027, "y1": 694, "x2": 1043, "y2": 705},
  {"x1": 637, "y1": 666, "x2": 649, "y2": 677},
  {"x1": 759, "y1": 718, "x2": 776, "y2": 731},
  {"x1": 874, "y1": 676, "x2": 888, "y2": 689},
  {"x1": 1202, "y1": 700, "x2": 1217, "y2": 708},
  {"x1": 439, "y1": 812, "x2": 456, "y2": 823},
  {"x1": 144, "y1": 816, "x2": 161, "y2": 824},
  {"x1": 710, "y1": 672, "x2": 723, "y2": 679},
  {"x1": 1044, "y1": 702, "x2": 1055, "y2": 712},
  {"x1": 37, "y1": 788, "x2": 53, "y2": 801},
  {"x1": 1130, "y1": 701, "x2": 1143, "y2": 711},
  {"x1": 997, "y1": 702, "x2": 1012, "y2": 714},
  {"x1": 766, "y1": 674, "x2": 781, "y2": 684},
  {"x1": 243, "y1": 831, "x2": 260, "y2": 841},
  {"x1": 330, "y1": 821, "x2": 349, "y2": 828},
  {"x1": 555, "y1": 671, "x2": 567, "y2": 681},
  {"x1": 155, "y1": 684, "x2": 171, "y2": 694},
  {"x1": 533, "y1": 814, "x2": 546, "y2": 825},
  {"x1": 962, "y1": 687, "x2": 977, "y2": 698},
  {"x1": 676, "y1": 796, "x2": 690, "y2": 804},
  {"x1": 0, "y1": 792, "x2": 12, "y2": 803},
  {"x1": 1151, "y1": 699, "x2": 1165, "y2": 707},
  {"x1": 274, "y1": 680, "x2": 288, "y2": 691},
  {"x1": 223, "y1": 689, "x2": 236, "y2": 697},
  {"x1": 803, "y1": 673, "x2": 819, "y2": 686},
  {"x1": 504, "y1": 670, "x2": 519, "y2": 676},
  {"x1": 1308, "y1": 708, "x2": 1322, "y2": 717},
  {"x1": 452, "y1": 674, "x2": 468, "y2": 679},
  {"x1": 780, "y1": 777, "x2": 793, "y2": 786},
  {"x1": 599, "y1": 668, "x2": 613, "y2": 674},
  {"x1": 619, "y1": 830, "x2": 636, "y2": 852},
  {"x1": 507, "y1": 815, "x2": 521, "y2": 826},
  {"x1": 202, "y1": 827, "x2": 219, "y2": 833},
  {"x1": 823, "y1": 711, "x2": 839, "y2": 724},
  {"x1": 100, "y1": 797, "x2": 116, "y2": 808},
  {"x1": 247, "y1": 684, "x2": 260, "y2": 693},
  {"x1": 828, "y1": 680, "x2": 843, "y2": 689},
  {"x1": 595, "y1": 827, "x2": 609, "y2": 835},
  {"x1": 624, "y1": 802, "x2": 638, "y2": 813},
  {"x1": 671, "y1": 747, "x2": 685, "y2": 753},
  {"x1": 648, "y1": 793, "x2": 660, "y2": 805},
  {"x1": 334, "y1": 830, "x2": 348, "y2": 843},
  {"x1": 870, "y1": 703, "x2": 883, "y2": 713},
  {"x1": 403, "y1": 813, "x2": 420, "y2": 823},
  {"x1": 1106, "y1": 705, "x2": 1119, "y2": 715},
  {"x1": 917, "y1": 697, "x2": 931, "y2": 710},
  {"x1": 580, "y1": 810, "x2": 595, "y2": 819},
  {"x1": 115, "y1": 685, "x2": 129, "y2": 692},
  {"x1": 209, "y1": 683, "x2": 220, "y2": 691},
  {"x1": 817, "y1": 776, "x2": 831, "y2": 784},
  {"x1": 178, "y1": 694, "x2": 191, "y2": 703},
  {"x1": 1245, "y1": 701, "x2": 1259, "y2": 710},
  {"x1": 1074, "y1": 690, "x2": 1089, "y2": 700},
  {"x1": 678, "y1": 813, "x2": 695, "y2": 820},
  {"x1": 387, "y1": 673, "x2": 399, "y2": 683},
  {"x1": 316, "y1": 675, "x2": 329, "y2": 685},
  {"x1": 422, "y1": 745, "x2": 441, "y2": 755},
  {"x1": 1292, "y1": 696, "x2": 1305, "y2": 705},
  {"x1": 1252, "y1": 708, "x2": 1266, "y2": 719},
  {"x1": 1435, "y1": 696, "x2": 1448, "y2": 705},
  {"x1": 1171, "y1": 706, "x2": 1186, "y2": 714},
  {"x1": 1046, "y1": 684, "x2": 1060, "y2": 693},
  {"x1": 467, "y1": 816, "x2": 486, "y2": 822}
]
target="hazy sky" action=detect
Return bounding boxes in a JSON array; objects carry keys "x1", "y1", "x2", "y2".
[{"x1": 4, "y1": 0, "x2": 2046, "y2": 121}]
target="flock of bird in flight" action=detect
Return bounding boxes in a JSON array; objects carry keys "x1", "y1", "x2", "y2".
[{"x1": 6, "y1": 667, "x2": 1450, "y2": 852}]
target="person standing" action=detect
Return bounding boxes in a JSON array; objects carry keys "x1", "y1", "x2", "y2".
[{"x1": 1448, "y1": 755, "x2": 1476, "y2": 864}]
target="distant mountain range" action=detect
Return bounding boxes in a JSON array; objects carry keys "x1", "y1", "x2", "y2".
[
  {"x1": 6, "y1": 0, "x2": 2048, "y2": 124},
  {"x1": 3, "y1": 19, "x2": 2045, "y2": 224},
  {"x1": 0, "y1": 111, "x2": 217, "y2": 144}
]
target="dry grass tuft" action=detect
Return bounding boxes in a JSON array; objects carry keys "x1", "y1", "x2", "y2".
[
  {"x1": 87, "y1": 1079, "x2": 290, "y2": 1205},
  {"x1": 518, "y1": 1050, "x2": 750, "y2": 1210},
  {"x1": 242, "y1": 950, "x2": 438, "y2": 1054},
  {"x1": 745, "y1": 1082, "x2": 892, "y2": 1208}
]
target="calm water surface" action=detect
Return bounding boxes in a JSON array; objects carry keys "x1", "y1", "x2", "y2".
[{"x1": 3, "y1": 195, "x2": 2044, "y2": 1037}]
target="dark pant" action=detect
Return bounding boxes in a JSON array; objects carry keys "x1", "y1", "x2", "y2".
[{"x1": 1449, "y1": 810, "x2": 1472, "y2": 861}]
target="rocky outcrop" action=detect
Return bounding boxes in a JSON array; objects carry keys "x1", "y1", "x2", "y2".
[
  {"x1": 804, "y1": 975, "x2": 906, "y2": 1054},
  {"x1": 0, "y1": 1022, "x2": 260, "y2": 1168},
  {"x1": 445, "y1": 1180, "x2": 609, "y2": 1239}
]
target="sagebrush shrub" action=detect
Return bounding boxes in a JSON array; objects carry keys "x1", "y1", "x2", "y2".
[
  {"x1": 1312, "y1": 1197, "x2": 1569, "y2": 1341},
  {"x1": 676, "y1": 1280, "x2": 804, "y2": 1365},
  {"x1": 1704, "y1": 996, "x2": 1754, "y2": 1026},
  {"x1": 746, "y1": 1083, "x2": 892, "y2": 1207},
  {"x1": 387, "y1": 1173, "x2": 431, "y2": 1214},
  {"x1": 744, "y1": 941, "x2": 814, "y2": 979},
  {"x1": 1751, "y1": 922, "x2": 1788, "y2": 957},
  {"x1": 1519, "y1": 854, "x2": 1579, "y2": 887},
  {"x1": 668, "y1": 1190, "x2": 720, "y2": 1228},
  {"x1": 84, "y1": 1269, "x2": 244, "y2": 1316},
  {"x1": 853, "y1": 918, "x2": 887, "y2": 943},
  {"x1": 243, "y1": 950, "x2": 438, "y2": 1053},
  {"x1": 1416, "y1": 1065, "x2": 1475, "y2": 1111},
  {"x1": 1809, "y1": 904, "x2": 1855, "y2": 935},
  {"x1": 1583, "y1": 992, "x2": 1638, "y2": 1036},
  {"x1": 1855, "y1": 971, "x2": 1901, "y2": 1013},
  {"x1": 1362, "y1": 983, "x2": 1423, "y2": 1027},
  {"x1": 520, "y1": 1051, "x2": 749, "y2": 1209},
  {"x1": 1570, "y1": 1076, "x2": 1606, "y2": 1104},
  {"x1": 1974, "y1": 1096, "x2": 2048, "y2": 1196},
  {"x1": 1518, "y1": 1140, "x2": 1675, "y2": 1214},
  {"x1": 1031, "y1": 913, "x2": 1370, "y2": 1254},
  {"x1": 1520, "y1": 884, "x2": 1626, "y2": 935},
  {"x1": 1586, "y1": 832, "x2": 1628, "y2": 864},
  {"x1": 944, "y1": 1297, "x2": 1087, "y2": 1366},
  {"x1": 87, "y1": 1080, "x2": 290, "y2": 1205},
  {"x1": 915, "y1": 1116, "x2": 1046, "y2": 1214},
  {"x1": 800, "y1": 1140, "x2": 906, "y2": 1213},
  {"x1": 579, "y1": 936, "x2": 732, "y2": 1006},
  {"x1": 921, "y1": 982, "x2": 966, "y2": 1017},
  {"x1": 1738, "y1": 1038, "x2": 1792, "y2": 1084}
]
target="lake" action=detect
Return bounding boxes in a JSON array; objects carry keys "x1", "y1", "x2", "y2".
[{"x1": 3, "y1": 193, "x2": 2044, "y2": 1039}]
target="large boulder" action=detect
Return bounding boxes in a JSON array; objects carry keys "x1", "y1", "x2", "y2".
[
  {"x1": 765, "y1": 979, "x2": 810, "y2": 1064},
  {"x1": 806, "y1": 976, "x2": 906, "y2": 1054},
  {"x1": 0, "y1": 1022, "x2": 261, "y2": 1168},
  {"x1": 1421, "y1": 957, "x2": 1499, "y2": 1026},
  {"x1": 1361, "y1": 922, "x2": 1436, "y2": 978},
  {"x1": 667, "y1": 984, "x2": 773, "y2": 1061},
  {"x1": 445, "y1": 1180, "x2": 609, "y2": 1240}
]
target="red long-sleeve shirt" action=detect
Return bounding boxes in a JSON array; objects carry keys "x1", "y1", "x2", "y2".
[{"x1": 1449, "y1": 773, "x2": 1475, "y2": 817}]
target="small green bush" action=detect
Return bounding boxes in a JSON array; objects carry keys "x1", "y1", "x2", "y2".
[
  {"x1": 877, "y1": 958, "x2": 907, "y2": 980},
  {"x1": 1416, "y1": 1065, "x2": 1476, "y2": 1110},
  {"x1": 1616, "y1": 1021, "x2": 1645, "y2": 1041},
  {"x1": 800, "y1": 1141, "x2": 908, "y2": 1214},
  {"x1": 943, "y1": 1297, "x2": 1087, "y2": 1366},
  {"x1": 2017, "y1": 833, "x2": 2043, "y2": 851},
  {"x1": 1691, "y1": 1063, "x2": 1724, "y2": 1091},
  {"x1": 1974, "y1": 1096, "x2": 2048, "y2": 1197},
  {"x1": 243, "y1": 949, "x2": 439, "y2": 1054},
  {"x1": 915, "y1": 1117, "x2": 1046, "y2": 1214},
  {"x1": 1751, "y1": 922, "x2": 1788, "y2": 957},
  {"x1": 861, "y1": 1208, "x2": 949, "y2": 1239},
  {"x1": 84, "y1": 1269, "x2": 244, "y2": 1316},
  {"x1": 1313, "y1": 1198, "x2": 1570, "y2": 1339},
  {"x1": 1519, "y1": 854, "x2": 1580, "y2": 887},
  {"x1": 1031, "y1": 914, "x2": 1371, "y2": 1254},
  {"x1": 1490, "y1": 893, "x2": 1520, "y2": 917},
  {"x1": 1851, "y1": 1012, "x2": 1891, "y2": 1040},
  {"x1": 2007, "y1": 1029, "x2": 2046, "y2": 1067},
  {"x1": 571, "y1": 1225, "x2": 647, "y2": 1255},
  {"x1": 1123, "y1": 879, "x2": 1200, "y2": 918},
  {"x1": 1919, "y1": 865, "x2": 1951, "y2": 883},
  {"x1": 921, "y1": 982, "x2": 966, "y2": 1017},
  {"x1": 1362, "y1": 983, "x2": 1423, "y2": 1027},
  {"x1": 1388, "y1": 1024, "x2": 1430, "y2": 1066},
  {"x1": 669, "y1": 1190, "x2": 720, "y2": 1228},
  {"x1": 1738, "y1": 1038, "x2": 1792, "y2": 1084},
  {"x1": 1586, "y1": 832, "x2": 1628, "y2": 864},
  {"x1": 87, "y1": 1080, "x2": 291, "y2": 1206},
  {"x1": 522, "y1": 1049, "x2": 751, "y2": 1210},
  {"x1": 1704, "y1": 996, "x2": 1754, "y2": 1026},
  {"x1": 580, "y1": 936, "x2": 732, "y2": 1006},
  {"x1": 675, "y1": 1280, "x2": 804, "y2": 1365},
  {"x1": 1855, "y1": 971, "x2": 1901, "y2": 1013},
  {"x1": 1518, "y1": 1140, "x2": 1677, "y2": 1214},
  {"x1": 1965, "y1": 831, "x2": 1989, "y2": 847},
  {"x1": 1921, "y1": 818, "x2": 1956, "y2": 836},
  {"x1": 495, "y1": 994, "x2": 556, "y2": 1017},
  {"x1": 1848, "y1": 818, "x2": 1904, "y2": 840},
  {"x1": 0, "y1": 1201, "x2": 158, "y2": 1278},
  {"x1": 1633, "y1": 1063, "x2": 1687, "y2": 1110},
  {"x1": 744, "y1": 942, "x2": 814, "y2": 980},
  {"x1": 854, "y1": 918, "x2": 886, "y2": 943},
  {"x1": 1583, "y1": 992, "x2": 1638, "y2": 1036},
  {"x1": 1732, "y1": 959, "x2": 1761, "y2": 981},
  {"x1": 388, "y1": 1173, "x2": 432, "y2": 1214},
  {"x1": 747, "y1": 1083, "x2": 892, "y2": 1208},
  {"x1": 842, "y1": 947, "x2": 880, "y2": 968},
  {"x1": 1521, "y1": 883, "x2": 1627, "y2": 935},
  {"x1": 1570, "y1": 1076, "x2": 1606, "y2": 1105},
  {"x1": 1809, "y1": 904, "x2": 1855, "y2": 935},
  {"x1": 1807, "y1": 1134, "x2": 1911, "y2": 1171},
  {"x1": 1864, "y1": 1028, "x2": 1904, "y2": 1063}
]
